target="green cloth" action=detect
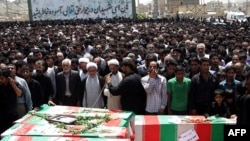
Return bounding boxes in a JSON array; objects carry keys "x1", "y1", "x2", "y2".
[{"x1": 167, "y1": 77, "x2": 191, "y2": 111}]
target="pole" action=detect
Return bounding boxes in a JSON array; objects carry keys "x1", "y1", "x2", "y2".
[
  {"x1": 247, "y1": 0, "x2": 249, "y2": 14},
  {"x1": 6, "y1": 0, "x2": 9, "y2": 20}
]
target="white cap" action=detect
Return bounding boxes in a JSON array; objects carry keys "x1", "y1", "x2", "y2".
[
  {"x1": 108, "y1": 59, "x2": 119, "y2": 66},
  {"x1": 79, "y1": 57, "x2": 90, "y2": 63},
  {"x1": 86, "y1": 62, "x2": 98, "y2": 70}
]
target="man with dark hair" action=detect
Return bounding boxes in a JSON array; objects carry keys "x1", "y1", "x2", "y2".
[
  {"x1": 141, "y1": 61, "x2": 167, "y2": 115},
  {"x1": 219, "y1": 65, "x2": 240, "y2": 95},
  {"x1": 7, "y1": 63, "x2": 33, "y2": 118},
  {"x1": 160, "y1": 57, "x2": 177, "y2": 81},
  {"x1": 106, "y1": 57, "x2": 147, "y2": 114},
  {"x1": 168, "y1": 65, "x2": 191, "y2": 115},
  {"x1": 237, "y1": 70, "x2": 250, "y2": 125},
  {"x1": 137, "y1": 52, "x2": 157, "y2": 77},
  {"x1": 32, "y1": 60, "x2": 54, "y2": 105},
  {"x1": 209, "y1": 53, "x2": 224, "y2": 73},
  {"x1": 185, "y1": 56, "x2": 200, "y2": 79},
  {"x1": 0, "y1": 68, "x2": 22, "y2": 133},
  {"x1": 21, "y1": 65, "x2": 44, "y2": 111},
  {"x1": 189, "y1": 57, "x2": 218, "y2": 115}
]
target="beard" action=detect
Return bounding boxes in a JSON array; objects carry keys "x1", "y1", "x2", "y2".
[
  {"x1": 63, "y1": 69, "x2": 70, "y2": 73},
  {"x1": 36, "y1": 70, "x2": 43, "y2": 75},
  {"x1": 82, "y1": 69, "x2": 87, "y2": 73}
]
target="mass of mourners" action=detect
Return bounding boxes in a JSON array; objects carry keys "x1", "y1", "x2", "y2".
[{"x1": 1, "y1": 17, "x2": 250, "y2": 133}]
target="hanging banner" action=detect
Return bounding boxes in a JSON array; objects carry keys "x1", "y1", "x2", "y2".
[{"x1": 29, "y1": 0, "x2": 135, "y2": 21}]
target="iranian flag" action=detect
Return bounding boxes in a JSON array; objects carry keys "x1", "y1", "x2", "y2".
[{"x1": 134, "y1": 115, "x2": 225, "y2": 141}]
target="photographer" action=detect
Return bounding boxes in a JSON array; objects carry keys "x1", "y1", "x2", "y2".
[{"x1": 0, "y1": 68, "x2": 22, "y2": 133}]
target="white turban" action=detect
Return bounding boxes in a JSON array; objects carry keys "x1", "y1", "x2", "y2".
[
  {"x1": 108, "y1": 59, "x2": 119, "y2": 66},
  {"x1": 86, "y1": 62, "x2": 98, "y2": 70},
  {"x1": 79, "y1": 57, "x2": 90, "y2": 63}
]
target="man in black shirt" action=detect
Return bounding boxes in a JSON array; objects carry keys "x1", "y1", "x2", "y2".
[
  {"x1": 106, "y1": 57, "x2": 147, "y2": 114},
  {"x1": 0, "y1": 68, "x2": 21, "y2": 133},
  {"x1": 189, "y1": 57, "x2": 218, "y2": 115}
]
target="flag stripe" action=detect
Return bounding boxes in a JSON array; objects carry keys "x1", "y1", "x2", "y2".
[
  {"x1": 144, "y1": 116, "x2": 160, "y2": 141},
  {"x1": 195, "y1": 124, "x2": 211, "y2": 141},
  {"x1": 211, "y1": 124, "x2": 224, "y2": 141},
  {"x1": 158, "y1": 116, "x2": 177, "y2": 141}
]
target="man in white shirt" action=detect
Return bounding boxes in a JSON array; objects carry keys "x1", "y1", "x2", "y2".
[{"x1": 104, "y1": 59, "x2": 123, "y2": 110}]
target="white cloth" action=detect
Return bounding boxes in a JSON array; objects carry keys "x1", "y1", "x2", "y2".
[
  {"x1": 104, "y1": 72, "x2": 123, "y2": 110},
  {"x1": 86, "y1": 62, "x2": 98, "y2": 70},
  {"x1": 83, "y1": 75, "x2": 103, "y2": 108},
  {"x1": 64, "y1": 73, "x2": 71, "y2": 96},
  {"x1": 108, "y1": 59, "x2": 119, "y2": 66},
  {"x1": 78, "y1": 57, "x2": 89, "y2": 63},
  {"x1": 46, "y1": 67, "x2": 56, "y2": 97},
  {"x1": 79, "y1": 69, "x2": 88, "y2": 81}
]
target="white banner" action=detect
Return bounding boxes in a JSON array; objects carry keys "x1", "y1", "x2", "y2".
[{"x1": 31, "y1": 0, "x2": 134, "y2": 20}]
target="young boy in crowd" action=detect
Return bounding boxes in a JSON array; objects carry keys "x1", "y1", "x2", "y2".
[
  {"x1": 167, "y1": 65, "x2": 191, "y2": 115},
  {"x1": 224, "y1": 89, "x2": 237, "y2": 118},
  {"x1": 205, "y1": 89, "x2": 231, "y2": 118}
]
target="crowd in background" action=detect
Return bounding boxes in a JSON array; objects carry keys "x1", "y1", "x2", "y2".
[{"x1": 1, "y1": 17, "x2": 250, "y2": 133}]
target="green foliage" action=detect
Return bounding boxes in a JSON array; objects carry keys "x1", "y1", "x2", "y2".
[
  {"x1": 54, "y1": 114, "x2": 111, "y2": 134},
  {"x1": 137, "y1": 13, "x2": 146, "y2": 19}
]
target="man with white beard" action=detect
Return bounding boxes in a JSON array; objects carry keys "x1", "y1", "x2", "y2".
[
  {"x1": 82, "y1": 62, "x2": 106, "y2": 108},
  {"x1": 55, "y1": 58, "x2": 82, "y2": 106},
  {"x1": 104, "y1": 59, "x2": 124, "y2": 110},
  {"x1": 78, "y1": 57, "x2": 89, "y2": 81}
]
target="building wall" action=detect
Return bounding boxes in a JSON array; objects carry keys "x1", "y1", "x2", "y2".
[{"x1": 168, "y1": 0, "x2": 199, "y2": 13}]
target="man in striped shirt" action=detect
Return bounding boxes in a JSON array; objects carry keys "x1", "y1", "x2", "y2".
[{"x1": 141, "y1": 61, "x2": 167, "y2": 115}]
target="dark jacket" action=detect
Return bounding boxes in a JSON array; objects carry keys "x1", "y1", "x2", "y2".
[
  {"x1": 108, "y1": 71, "x2": 146, "y2": 114},
  {"x1": 32, "y1": 74, "x2": 54, "y2": 104},
  {"x1": 205, "y1": 102, "x2": 231, "y2": 118},
  {"x1": 55, "y1": 70, "x2": 82, "y2": 106},
  {"x1": 237, "y1": 94, "x2": 250, "y2": 125},
  {"x1": 27, "y1": 79, "x2": 44, "y2": 108},
  {"x1": 189, "y1": 73, "x2": 218, "y2": 115}
]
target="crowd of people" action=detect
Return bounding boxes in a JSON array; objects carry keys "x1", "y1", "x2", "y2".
[{"x1": 1, "y1": 17, "x2": 250, "y2": 133}]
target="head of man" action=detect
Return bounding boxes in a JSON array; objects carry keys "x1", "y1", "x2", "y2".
[
  {"x1": 93, "y1": 57, "x2": 102, "y2": 70},
  {"x1": 209, "y1": 53, "x2": 220, "y2": 67},
  {"x1": 21, "y1": 65, "x2": 32, "y2": 81},
  {"x1": 7, "y1": 64, "x2": 16, "y2": 78},
  {"x1": 166, "y1": 59, "x2": 177, "y2": 75},
  {"x1": 78, "y1": 57, "x2": 89, "y2": 72},
  {"x1": 62, "y1": 58, "x2": 71, "y2": 74},
  {"x1": 234, "y1": 62, "x2": 243, "y2": 75},
  {"x1": 108, "y1": 59, "x2": 120, "y2": 74},
  {"x1": 196, "y1": 43, "x2": 206, "y2": 57},
  {"x1": 189, "y1": 56, "x2": 200, "y2": 73},
  {"x1": 148, "y1": 61, "x2": 159, "y2": 74},
  {"x1": 0, "y1": 68, "x2": 10, "y2": 86},
  {"x1": 145, "y1": 53, "x2": 157, "y2": 68},
  {"x1": 121, "y1": 57, "x2": 135, "y2": 74},
  {"x1": 35, "y1": 60, "x2": 47, "y2": 75},
  {"x1": 86, "y1": 62, "x2": 98, "y2": 78},
  {"x1": 33, "y1": 49, "x2": 43, "y2": 61},
  {"x1": 172, "y1": 48, "x2": 182, "y2": 61},
  {"x1": 224, "y1": 65, "x2": 235, "y2": 82},
  {"x1": 199, "y1": 57, "x2": 210, "y2": 73},
  {"x1": 15, "y1": 60, "x2": 26, "y2": 77},
  {"x1": 232, "y1": 54, "x2": 240, "y2": 65},
  {"x1": 175, "y1": 65, "x2": 185, "y2": 82}
]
